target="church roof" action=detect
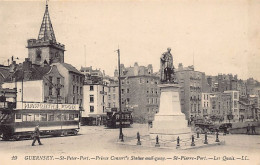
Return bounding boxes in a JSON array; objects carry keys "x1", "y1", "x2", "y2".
[{"x1": 38, "y1": 4, "x2": 56, "y2": 42}]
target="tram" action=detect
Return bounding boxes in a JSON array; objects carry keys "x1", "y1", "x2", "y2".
[
  {"x1": 0, "y1": 102, "x2": 80, "y2": 140},
  {"x1": 105, "y1": 111, "x2": 133, "y2": 128}
]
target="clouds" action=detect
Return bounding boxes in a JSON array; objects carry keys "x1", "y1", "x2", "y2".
[{"x1": 0, "y1": 0, "x2": 259, "y2": 80}]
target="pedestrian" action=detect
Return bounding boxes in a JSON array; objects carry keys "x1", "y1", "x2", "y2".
[
  {"x1": 251, "y1": 124, "x2": 256, "y2": 135},
  {"x1": 32, "y1": 124, "x2": 43, "y2": 146},
  {"x1": 246, "y1": 124, "x2": 250, "y2": 135}
]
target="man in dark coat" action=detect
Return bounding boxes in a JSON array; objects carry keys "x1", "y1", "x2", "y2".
[
  {"x1": 251, "y1": 124, "x2": 256, "y2": 134},
  {"x1": 246, "y1": 124, "x2": 251, "y2": 135},
  {"x1": 32, "y1": 124, "x2": 43, "y2": 146}
]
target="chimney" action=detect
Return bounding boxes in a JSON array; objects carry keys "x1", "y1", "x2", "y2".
[
  {"x1": 178, "y1": 63, "x2": 183, "y2": 70},
  {"x1": 9, "y1": 61, "x2": 17, "y2": 73}
]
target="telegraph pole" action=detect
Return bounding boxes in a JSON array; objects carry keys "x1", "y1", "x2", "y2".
[{"x1": 116, "y1": 48, "x2": 123, "y2": 141}]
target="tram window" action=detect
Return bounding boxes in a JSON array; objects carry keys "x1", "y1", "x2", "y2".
[
  {"x1": 27, "y1": 114, "x2": 34, "y2": 122},
  {"x1": 75, "y1": 114, "x2": 79, "y2": 118},
  {"x1": 41, "y1": 114, "x2": 47, "y2": 121},
  {"x1": 48, "y1": 114, "x2": 54, "y2": 121},
  {"x1": 69, "y1": 114, "x2": 75, "y2": 120},
  {"x1": 35, "y1": 114, "x2": 40, "y2": 121},
  {"x1": 22, "y1": 114, "x2": 27, "y2": 121},
  {"x1": 116, "y1": 114, "x2": 119, "y2": 120},
  {"x1": 55, "y1": 114, "x2": 61, "y2": 121},
  {"x1": 16, "y1": 114, "x2": 22, "y2": 119},
  {"x1": 62, "y1": 114, "x2": 68, "y2": 121}
]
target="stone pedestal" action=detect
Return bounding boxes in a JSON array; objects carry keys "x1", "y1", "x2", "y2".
[{"x1": 149, "y1": 84, "x2": 192, "y2": 141}]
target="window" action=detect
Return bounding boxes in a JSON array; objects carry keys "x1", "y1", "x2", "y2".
[
  {"x1": 16, "y1": 114, "x2": 21, "y2": 119},
  {"x1": 27, "y1": 114, "x2": 34, "y2": 122},
  {"x1": 49, "y1": 76, "x2": 53, "y2": 83},
  {"x1": 22, "y1": 114, "x2": 27, "y2": 121},
  {"x1": 80, "y1": 99, "x2": 82, "y2": 107},
  {"x1": 113, "y1": 102, "x2": 115, "y2": 107},
  {"x1": 126, "y1": 98, "x2": 130, "y2": 104},
  {"x1": 90, "y1": 106, "x2": 94, "y2": 112},
  {"x1": 73, "y1": 75, "x2": 75, "y2": 81},
  {"x1": 121, "y1": 89, "x2": 124, "y2": 94},
  {"x1": 76, "y1": 76, "x2": 79, "y2": 83},
  {"x1": 57, "y1": 77, "x2": 61, "y2": 85},
  {"x1": 90, "y1": 85, "x2": 94, "y2": 91},
  {"x1": 40, "y1": 114, "x2": 47, "y2": 121},
  {"x1": 113, "y1": 94, "x2": 116, "y2": 99},
  {"x1": 234, "y1": 101, "x2": 238, "y2": 108},
  {"x1": 48, "y1": 114, "x2": 54, "y2": 121},
  {"x1": 80, "y1": 87, "x2": 82, "y2": 95},
  {"x1": 234, "y1": 92, "x2": 238, "y2": 99},
  {"x1": 113, "y1": 87, "x2": 115, "y2": 92},
  {"x1": 127, "y1": 88, "x2": 130, "y2": 93},
  {"x1": 108, "y1": 103, "x2": 111, "y2": 108},
  {"x1": 90, "y1": 95, "x2": 94, "y2": 102},
  {"x1": 49, "y1": 86, "x2": 53, "y2": 95},
  {"x1": 108, "y1": 95, "x2": 111, "y2": 100},
  {"x1": 73, "y1": 86, "x2": 75, "y2": 94},
  {"x1": 77, "y1": 86, "x2": 79, "y2": 94},
  {"x1": 57, "y1": 88, "x2": 60, "y2": 96},
  {"x1": 69, "y1": 114, "x2": 74, "y2": 120},
  {"x1": 147, "y1": 88, "x2": 149, "y2": 93}
]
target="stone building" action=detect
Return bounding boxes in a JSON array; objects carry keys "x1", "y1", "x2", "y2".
[
  {"x1": 115, "y1": 62, "x2": 160, "y2": 123},
  {"x1": 105, "y1": 77, "x2": 119, "y2": 111},
  {"x1": 201, "y1": 93, "x2": 212, "y2": 117},
  {"x1": 80, "y1": 66, "x2": 108, "y2": 125},
  {"x1": 175, "y1": 63, "x2": 210, "y2": 119},
  {"x1": 224, "y1": 90, "x2": 240, "y2": 121}
]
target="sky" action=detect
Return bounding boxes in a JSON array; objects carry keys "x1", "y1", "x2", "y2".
[{"x1": 0, "y1": 0, "x2": 260, "y2": 80}]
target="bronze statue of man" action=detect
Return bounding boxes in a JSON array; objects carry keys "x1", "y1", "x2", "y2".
[{"x1": 160, "y1": 48, "x2": 174, "y2": 83}]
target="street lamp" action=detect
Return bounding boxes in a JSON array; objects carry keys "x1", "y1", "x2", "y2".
[{"x1": 116, "y1": 48, "x2": 123, "y2": 141}]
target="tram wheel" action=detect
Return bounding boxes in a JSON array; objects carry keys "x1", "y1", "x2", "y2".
[
  {"x1": 13, "y1": 135, "x2": 20, "y2": 141},
  {"x1": 73, "y1": 131, "x2": 78, "y2": 135},
  {"x1": 2, "y1": 134, "x2": 10, "y2": 141}
]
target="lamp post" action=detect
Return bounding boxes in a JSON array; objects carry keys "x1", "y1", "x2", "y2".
[{"x1": 116, "y1": 48, "x2": 123, "y2": 141}]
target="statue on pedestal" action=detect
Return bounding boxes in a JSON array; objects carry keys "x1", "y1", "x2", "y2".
[{"x1": 160, "y1": 48, "x2": 175, "y2": 83}]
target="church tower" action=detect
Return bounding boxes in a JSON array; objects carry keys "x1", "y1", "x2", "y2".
[{"x1": 27, "y1": 2, "x2": 65, "y2": 65}]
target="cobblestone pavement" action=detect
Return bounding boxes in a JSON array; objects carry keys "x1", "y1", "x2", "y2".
[{"x1": 0, "y1": 124, "x2": 259, "y2": 165}]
